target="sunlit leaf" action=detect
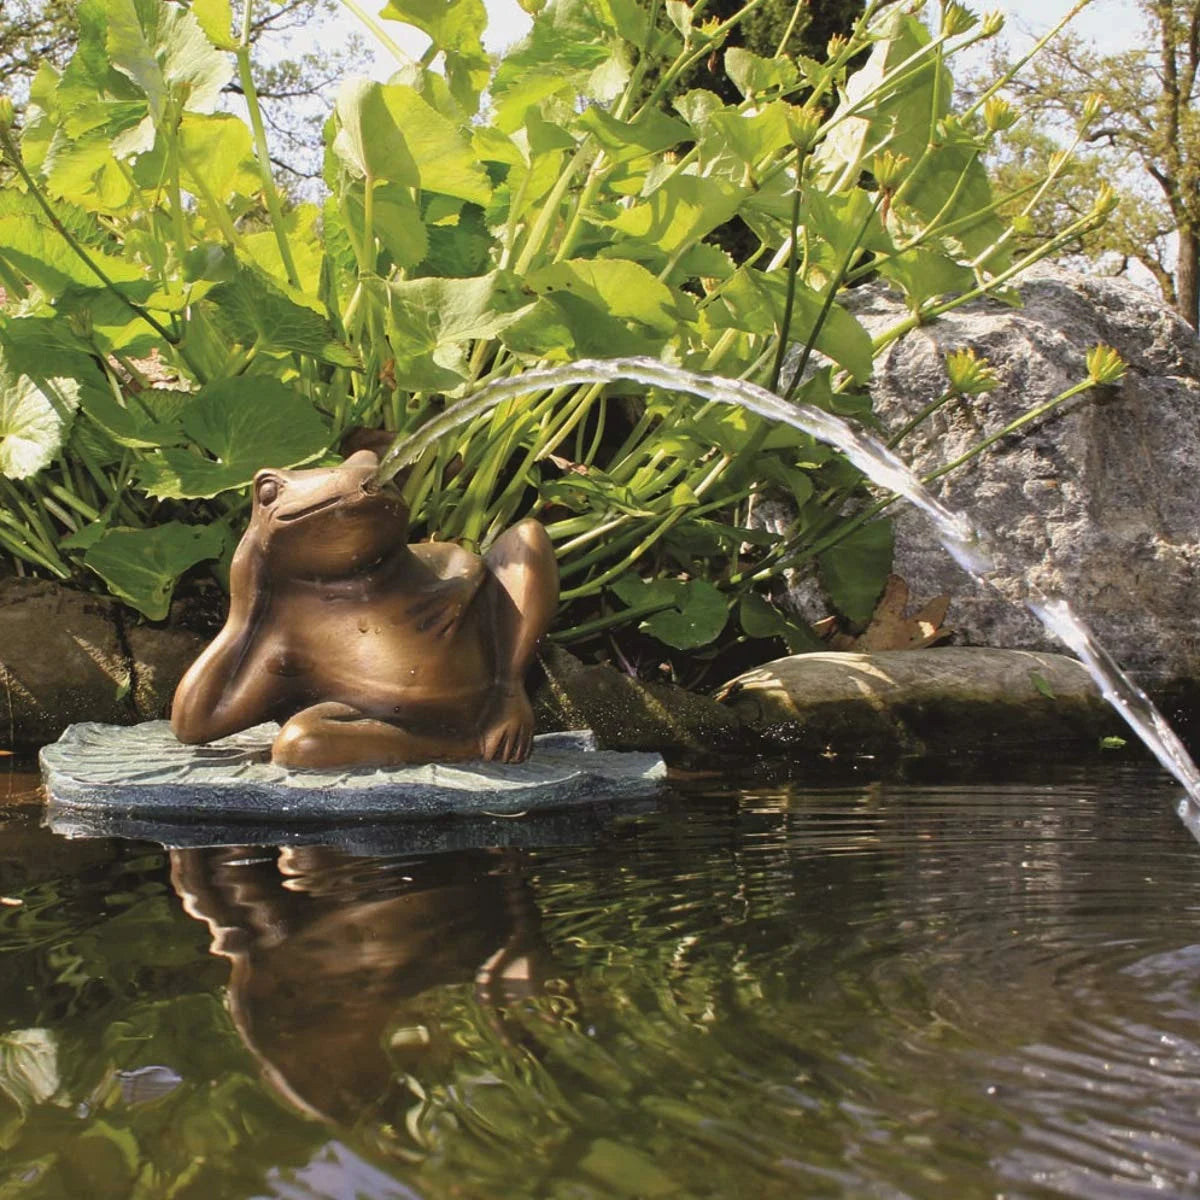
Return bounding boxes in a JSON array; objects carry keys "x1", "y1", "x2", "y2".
[
  {"x1": 604, "y1": 175, "x2": 742, "y2": 256},
  {"x1": 379, "y1": 0, "x2": 490, "y2": 110},
  {"x1": 332, "y1": 79, "x2": 491, "y2": 205},
  {"x1": 0, "y1": 357, "x2": 80, "y2": 480},
  {"x1": 135, "y1": 379, "x2": 330, "y2": 499}
]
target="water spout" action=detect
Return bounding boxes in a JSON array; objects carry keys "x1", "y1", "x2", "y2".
[{"x1": 371, "y1": 357, "x2": 1200, "y2": 834}]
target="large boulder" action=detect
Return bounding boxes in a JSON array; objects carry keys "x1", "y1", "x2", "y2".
[{"x1": 809, "y1": 266, "x2": 1200, "y2": 687}]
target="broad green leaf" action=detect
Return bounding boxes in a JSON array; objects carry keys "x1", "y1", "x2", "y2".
[
  {"x1": 876, "y1": 247, "x2": 975, "y2": 308},
  {"x1": 490, "y1": 0, "x2": 627, "y2": 128},
  {"x1": 819, "y1": 520, "x2": 893, "y2": 624},
  {"x1": 527, "y1": 259, "x2": 683, "y2": 334},
  {"x1": 332, "y1": 79, "x2": 491, "y2": 205},
  {"x1": 500, "y1": 292, "x2": 663, "y2": 361},
  {"x1": 0, "y1": 214, "x2": 143, "y2": 294},
  {"x1": 705, "y1": 102, "x2": 795, "y2": 170},
  {"x1": 83, "y1": 522, "x2": 225, "y2": 620},
  {"x1": 609, "y1": 576, "x2": 729, "y2": 649},
  {"x1": 708, "y1": 267, "x2": 874, "y2": 383},
  {"x1": 44, "y1": 132, "x2": 135, "y2": 213},
  {"x1": 136, "y1": 378, "x2": 330, "y2": 499},
  {"x1": 815, "y1": 12, "x2": 948, "y2": 185},
  {"x1": 646, "y1": 580, "x2": 729, "y2": 650},
  {"x1": 0, "y1": 1029, "x2": 58, "y2": 1112},
  {"x1": 241, "y1": 204, "x2": 326, "y2": 294},
  {"x1": 177, "y1": 113, "x2": 261, "y2": 202},
  {"x1": 343, "y1": 184, "x2": 429, "y2": 272},
  {"x1": 379, "y1": 0, "x2": 490, "y2": 110},
  {"x1": 80, "y1": 387, "x2": 189, "y2": 450},
  {"x1": 0, "y1": 357, "x2": 80, "y2": 479},
  {"x1": 192, "y1": 0, "x2": 237, "y2": 50},
  {"x1": 379, "y1": 272, "x2": 532, "y2": 382},
  {"x1": 576, "y1": 107, "x2": 690, "y2": 165},
  {"x1": 725, "y1": 47, "x2": 799, "y2": 98},
  {"x1": 605, "y1": 175, "x2": 742, "y2": 256},
  {"x1": 105, "y1": 0, "x2": 232, "y2": 119},
  {"x1": 208, "y1": 263, "x2": 358, "y2": 367}
]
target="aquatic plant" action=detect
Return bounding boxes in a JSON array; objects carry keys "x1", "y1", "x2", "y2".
[{"x1": 0, "y1": 0, "x2": 1114, "y2": 667}]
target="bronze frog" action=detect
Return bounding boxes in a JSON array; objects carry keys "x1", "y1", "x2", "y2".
[{"x1": 170, "y1": 449, "x2": 558, "y2": 769}]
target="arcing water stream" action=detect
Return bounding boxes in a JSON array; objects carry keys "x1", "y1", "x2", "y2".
[{"x1": 371, "y1": 356, "x2": 1200, "y2": 838}]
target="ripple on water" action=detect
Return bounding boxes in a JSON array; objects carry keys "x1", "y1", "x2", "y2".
[{"x1": 3, "y1": 763, "x2": 1200, "y2": 1198}]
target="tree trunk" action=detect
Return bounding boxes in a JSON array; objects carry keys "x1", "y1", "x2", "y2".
[{"x1": 1176, "y1": 225, "x2": 1200, "y2": 328}]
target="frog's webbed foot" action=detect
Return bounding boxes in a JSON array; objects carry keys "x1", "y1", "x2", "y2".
[
  {"x1": 479, "y1": 686, "x2": 535, "y2": 764},
  {"x1": 273, "y1": 702, "x2": 477, "y2": 769}
]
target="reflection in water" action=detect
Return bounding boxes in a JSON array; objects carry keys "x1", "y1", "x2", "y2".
[
  {"x1": 170, "y1": 845, "x2": 564, "y2": 1148},
  {"x1": 4, "y1": 766, "x2": 1200, "y2": 1197}
]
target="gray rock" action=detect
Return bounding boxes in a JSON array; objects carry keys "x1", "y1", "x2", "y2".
[
  {"x1": 40, "y1": 721, "x2": 667, "y2": 821},
  {"x1": 719, "y1": 647, "x2": 1124, "y2": 759},
  {"x1": 827, "y1": 267, "x2": 1200, "y2": 686}
]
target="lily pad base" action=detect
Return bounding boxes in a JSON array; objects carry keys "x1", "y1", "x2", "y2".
[{"x1": 40, "y1": 721, "x2": 667, "y2": 823}]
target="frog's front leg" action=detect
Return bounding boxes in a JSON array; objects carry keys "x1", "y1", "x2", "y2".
[
  {"x1": 272, "y1": 702, "x2": 480, "y2": 769},
  {"x1": 478, "y1": 519, "x2": 559, "y2": 763}
]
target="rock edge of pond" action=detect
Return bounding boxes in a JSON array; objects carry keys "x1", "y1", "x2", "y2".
[{"x1": 0, "y1": 578, "x2": 1165, "y2": 769}]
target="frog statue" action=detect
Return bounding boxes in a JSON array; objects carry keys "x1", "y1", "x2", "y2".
[{"x1": 170, "y1": 448, "x2": 559, "y2": 769}]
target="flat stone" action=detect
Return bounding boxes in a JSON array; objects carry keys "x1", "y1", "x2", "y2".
[
  {"x1": 719, "y1": 647, "x2": 1125, "y2": 760},
  {"x1": 40, "y1": 721, "x2": 667, "y2": 823}
]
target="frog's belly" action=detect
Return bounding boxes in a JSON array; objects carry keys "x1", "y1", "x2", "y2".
[{"x1": 279, "y1": 618, "x2": 493, "y2": 725}]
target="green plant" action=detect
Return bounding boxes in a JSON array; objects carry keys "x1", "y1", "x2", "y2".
[{"x1": 0, "y1": 0, "x2": 1115, "y2": 673}]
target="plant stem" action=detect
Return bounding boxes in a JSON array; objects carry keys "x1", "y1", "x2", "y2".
[{"x1": 238, "y1": 0, "x2": 301, "y2": 289}]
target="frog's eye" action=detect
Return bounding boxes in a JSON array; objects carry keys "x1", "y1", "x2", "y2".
[{"x1": 257, "y1": 476, "x2": 280, "y2": 506}]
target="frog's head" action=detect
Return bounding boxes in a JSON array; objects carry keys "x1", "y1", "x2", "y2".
[{"x1": 250, "y1": 450, "x2": 410, "y2": 578}]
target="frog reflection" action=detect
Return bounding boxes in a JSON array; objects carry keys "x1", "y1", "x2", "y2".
[
  {"x1": 170, "y1": 448, "x2": 558, "y2": 768},
  {"x1": 169, "y1": 845, "x2": 562, "y2": 1132}
]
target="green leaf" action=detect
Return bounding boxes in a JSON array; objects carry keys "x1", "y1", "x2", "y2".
[
  {"x1": 332, "y1": 79, "x2": 492, "y2": 205},
  {"x1": 0, "y1": 214, "x2": 143, "y2": 294},
  {"x1": 818, "y1": 520, "x2": 893, "y2": 624},
  {"x1": 875, "y1": 247, "x2": 974, "y2": 308},
  {"x1": 1099, "y1": 735, "x2": 1127, "y2": 750},
  {"x1": 378, "y1": 271, "x2": 532, "y2": 384},
  {"x1": 527, "y1": 259, "x2": 683, "y2": 335},
  {"x1": 176, "y1": 112, "x2": 261, "y2": 202},
  {"x1": 605, "y1": 175, "x2": 742, "y2": 256},
  {"x1": 192, "y1": 0, "x2": 237, "y2": 50},
  {"x1": 135, "y1": 379, "x2": 330, "y2": 500},
  {"x1": 105, "y1": 0, "x2": 233, "y2": 119},
  {"x1": 705, "y1": 102, "x2": 795, "y2": 170},
  {"x1": 643, "y1": 579, "x2": 729, "y2": 650},
  {"x1": 344, "y1": 184, "x2": 428, "y2": 271},
  {"x1": 83, "y1": 523, "x2": 225, "y2": 620},
  {"x1": 0, "y1": 357, "x2": 80, "y2": 479},
  {"x1": 208, "y1": 263, "x2": 358, "y2": 367},
  {"x1": 80, "y1": 387, "x2": 189, "y2": 450},
  {"x1": 1030, "y1": 671, "x2": 1057, "y2": 701},
  {"x1": 379, "y1": 0, "x2": 490, "y2": 110},
  {"x1": 44, "y1": 132, "x2": 135, "y2": 213},
  {"x1": 0, "y1": 1029, "x2": 58, "y2": 1112},
  {"x1": 724, "y1": 48, "x2": 799, "y2": 98},
  {"x1": 708, "y1": 267, "x2": 874, "y2": 383},
  {"x1": 576, "y1": 107, "x2": 690, "y2": 165}
]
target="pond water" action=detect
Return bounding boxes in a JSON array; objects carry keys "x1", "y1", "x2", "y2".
[{"x1": 3, "y1": 759, "x2": 1200, "y2": 1199}]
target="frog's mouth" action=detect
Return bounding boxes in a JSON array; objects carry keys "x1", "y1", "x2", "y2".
[{"x1": 275, "y1": 494, "x2": 343, "y2": 523}]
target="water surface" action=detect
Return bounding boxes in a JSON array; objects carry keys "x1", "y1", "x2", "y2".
[{"x1": 3, "y1": 761, "x2": 1200, "y2": 1198}]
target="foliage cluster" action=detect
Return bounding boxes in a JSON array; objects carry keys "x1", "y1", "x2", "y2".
[{"x1": 0, "y1": 0, "x2": 1115, "y2": 672}]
